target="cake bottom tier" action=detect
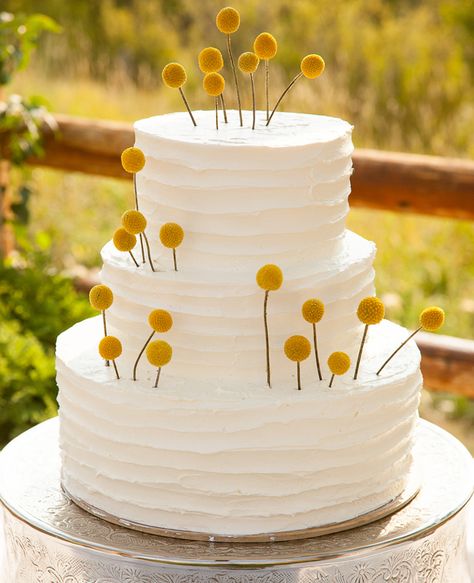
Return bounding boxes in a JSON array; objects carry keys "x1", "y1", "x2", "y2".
[{"x1": 57, "y1": 317, "x2": 422, "y2": 537}]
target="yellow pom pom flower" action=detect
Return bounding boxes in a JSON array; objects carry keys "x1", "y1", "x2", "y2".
[
  {"x1": 98, "y1": 336, "x2": 122, "y2": 361},
  {"x1": 256, "y1": 264, "x2": 283, "y2": 292},
  {"x1": 254, "y1": 32, "x2": 278, "y2": 60},
  {"x1": 420, "y1": 306, "x2": 445, "y2": 332},
  {"x1": 357, "y1": 297, "x2": 385, "y2": 325},
  {"x1": 302, "y1": 299, "x2": 325, "y2": 324},
  {"x1": 238, "y1": 52, "x2": 259, "y2": 74},
  {"x1": 113, "y1": 227, "x2": 136, "y2": 252},
  {"x1": 216, "y1": 7, "x2": 240, "y2": 34},
  {"x1": 148, "y1": 309, "x2": 173, "y2": 333},
  {"x1": 160, "y1": 223, "x2": 184, "y2": 249},
  {"x1": 121, "y1": 210, "x2": 147, "y2": 235},
  {"x1": 89, "y1": 285, "x2": 113, "y2": 311},
  {"x1": 198, "y1": 47, "x2": 224, "y2": 73},
  {"x1": 328, "y1": 351, "x2": 351, "y2": 376},
  {"x1": 162, "y1": 63, "x2": 187, "y2": 89},
  {"x1": 300, "y1": 54, "x2": 325, "y2": 79},
  {"x1": 203, "y1": 72, "x2": 225, "y2": 97},
  {"x1": 284, "y1": 335, "x2": 311, "y2": 362},
  {"x1": 146, "y1": 340, "x2": 173, "y2": 368},
  {"x1": 121, "y1": 147, "x2": 145, "y2": 174}
]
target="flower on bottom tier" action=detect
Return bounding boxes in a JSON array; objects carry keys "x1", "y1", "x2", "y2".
[
  {"x1": 354, "y1": 297, "x2": 385, "y2": 380},
  {"x1": 284, "y1": 335, "x2": 311, "y2": 390},
  {"x1": 89, "y1": 285, "x2": 113, "y2": 367},
  {"x1": 98, "y1": 336, "x2": 122, "y2": 380},
  {"x1": 327, "y1": 352, "x2": 351, "y2": 388},
  {"x1": 133, "y1": 309, "x2": 173, "y2": 381},
  {"x1": 302, "y1": 298, "x2": 325, "y2": 381}
]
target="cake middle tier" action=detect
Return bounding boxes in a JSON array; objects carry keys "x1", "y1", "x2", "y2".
[{"x1": 101, "y1": 230, "x2": 375, "y2": 385}]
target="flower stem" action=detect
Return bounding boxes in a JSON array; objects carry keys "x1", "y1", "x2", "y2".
[
  {"x1": 297, "y1": 362, "x2": 301, "y2": 390},
  {"x1": 263, "y1": 290, "x2": 271, "y2": 388},
  {"x1": 377, "y1": 327, "x2": 422, "y2": 375},
  {"x1": 112, "y1": 359, "x2": 120, "y2": 380},
  {"x1": 154, "y1": 367, "x2": 162, "y2": 388},
  {"x1": 266, "y1": 72, "x2": 303, "y2": 127},
  {"x1": 353, "y1": 324, "x2": 369, "y2": 380},
  {"x1": 329, "y1": 373, "x2": 335, "y2": 388},
  {"x1": 178, "y1": 87, "x2": 197, "y2": 127},
  {"x1": 133, "y1": 330, "x2": 155, "y2": 381},
  {"x1": 129, "y1": 250, "x2": 139, "y2": 267},
  {"x1": 313, "y1": 323, "x2": 323, "y2": 381},
  {"x1": 142, "y1": 231, "x2": 155, "y2": 272},
  {"x1": 173, "y1": 248, "x2": 177, "y2": 271},
  {"x1": 102, "y1": 311, "x2": 110, "y2": 367},
  {"x1": 215, "y1": 96, "x2": 219, "y2": 130},
  {"x1": 220, "y1": 93, "x2": 228, "y2": 123},
  {"x1": 250, "y1": 72, "x2": 256, "y2": 130},
  {"x1": 227, "y1": 34, "x2": 243, "y2": 126},
  {"x1": 265, "y1": 60, "x2": 269, "y2": 121}
]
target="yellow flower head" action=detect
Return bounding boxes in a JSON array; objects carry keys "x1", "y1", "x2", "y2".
[
  {"x1": 420, "y1": 306, "x2": 445, "y2": 331},
  {"x1": 89, "y1": 284, "x2": 113, "y2": 311},
  {"x1": 162, "y1": 63, "x2": 187, "y2": 89},
  {"x1": 160, "y1": 222, "x2": 184, "y2": 249},
  {"x1": 148, "y1": 309, "x2": 173, "y2": 333},
  {"x1": 98, "y1": 336, "x2": 122, "y2": 360},
  {"x1": 284, "y1": 335, "x2": 311, "y2": 362},
  {"x1": 121, "y1": 147, "x2": 145, "y2": 174},
  {"x1": 113, "y1": 227, "x2": 137, "y2": 252},
  {"x1": 357, "y1": 297, "x2": 385, "y2": 325},
  {"x1": 328, "y1": 351, "x2": 351, "y2": 376},
  {"x1": 300, "y1": 54, "x2": 325, "y2": 79},
  {"x1": 121, "y1": 210, "x2": 147, "y2": 235},
  {"x1": 198, "y1": 47, "x2": 224, "y2": 73},
  {"x1": 302, "y1": 298, "x2": 325, "y2": 324},
  {"x1": 256, "y1": 264, "x2": 283, "y2": 291},
  {"x1": 238, "y1": 52, "x2": 259, "y2": 74},
  {"x1": 203, "y1": 72, "x2": 225, "y2": 96},
  {"x1": 146, "y1": 340, "x2": 173, "y2": 368},
  {"x1": 216, "y1": 7, "x2": 240, "y2": 34},
  {"x1": 253, "y1": 32, "x2": 277, "y2": 60}
]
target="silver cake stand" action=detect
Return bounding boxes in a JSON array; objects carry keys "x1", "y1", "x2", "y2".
[{"x1": 1, "y1": 418, "x2": 473, "y2": 583}]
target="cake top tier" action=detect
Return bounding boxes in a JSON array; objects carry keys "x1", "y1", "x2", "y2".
[{"x1": 134, "y1": 110, "x2": 352, "y2": 149}]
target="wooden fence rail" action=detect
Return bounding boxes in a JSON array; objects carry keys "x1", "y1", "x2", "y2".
[{"x1": 6, "y1": 113, "x2": 474, "y2": 394}]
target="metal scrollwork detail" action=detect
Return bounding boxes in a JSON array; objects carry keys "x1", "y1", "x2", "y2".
[{"x1": 2, "y1": 509, "x2": 469, "y2": 583}]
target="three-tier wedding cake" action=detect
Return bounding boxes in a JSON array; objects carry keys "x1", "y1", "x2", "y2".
[{"x1": 56, "y1": 109, "x2": 423, "y2": 538}]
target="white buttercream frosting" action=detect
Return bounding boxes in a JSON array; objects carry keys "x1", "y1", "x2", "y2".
[{"x1": 57, "y1": 110, "x2": 423, "y2": 537}]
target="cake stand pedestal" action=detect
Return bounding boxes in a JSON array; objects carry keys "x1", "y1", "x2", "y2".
[{"x1": 1, "y1": 418, "x2": 473, "y2": 583}]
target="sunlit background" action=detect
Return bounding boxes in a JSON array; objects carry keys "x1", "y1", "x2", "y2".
[{"x1": 1, "y1": 0, "x2": 473, "y2": 447}]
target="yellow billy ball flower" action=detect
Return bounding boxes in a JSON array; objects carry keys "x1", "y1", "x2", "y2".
[
  {"x1": 238, "y1": 52, "x2": 259, "y2": 74},
  {"x1": 113, "y1": 227, "x2": 137, "y2": 252},
  {"x1": 98, "y1": 336, "x2": 122, "y2": 360},
  {"x1": 420, "y1": 306, "x2": 445, "y2": 331},
  {"x1": 89, "y1": 284, "x2": 113, "y2": 311},
  {"x1": 121, "y1": 210, "x2": 147, "y2": 235},
  {"x1": 160, "y1": 222, "x2": 184, "y2": 249},
  {"x1": 121, "y1": 147, "x2": 145, "y2": 173},
  {"x1": 216, "y1": 7, "x2": 240, "y2": 34},
  {"x1": 302, "y1": 298, "x2": 325, "y2": 324},
  {"x1": 300, "y1": 54, "x2": 325, "y2": 79},
  {"x1": 162, "y1": 62, "x2": 187, "y2": 89},
  {"x1": 198, "y1": 47, "x2": 224, "y2": 73},
  {"x1": 148, "y1": 309, "x2": 173, "y2": 333},
  {"x1": 203, "y1": 72, "x2": 225, "y2": 96},
  {"x1": 357, "y1": 297, "x2": 385, "y2": 325},
  {"x1": 254, "y1": 32, "x2": 277, "y2": 60},
  {"x1": 146, "y1": 340, "x2": 173, "y2": 368},
  {"x1": 284, "y1": 335, "x2": 311, "y2": 362},
  {"x1": 256, "y1": 264, "x2": 283, "y2": 291},
  {"x1": 328, "y1": 352, "x2": 351, "y2": 376}
]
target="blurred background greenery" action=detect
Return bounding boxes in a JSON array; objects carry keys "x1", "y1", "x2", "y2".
[{"x1": 0, "y1": 0, "x2": 473, "y2": 447}]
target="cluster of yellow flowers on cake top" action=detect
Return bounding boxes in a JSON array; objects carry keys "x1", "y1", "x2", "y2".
[
  {"x1": 160, "y1": 6, "x2": 325, "y2": 130},
  {"x1": 254, "y1": 262, "x2": 445, "y2": 390}
]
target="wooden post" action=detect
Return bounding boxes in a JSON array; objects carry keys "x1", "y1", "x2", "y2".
[{"x1": 0, "y1": 87, "x2": 14, "y2": 258}]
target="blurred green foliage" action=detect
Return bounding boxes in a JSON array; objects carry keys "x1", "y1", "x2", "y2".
[{"x1": 0, "y1": 252, "x2": 93, "y2": 446}]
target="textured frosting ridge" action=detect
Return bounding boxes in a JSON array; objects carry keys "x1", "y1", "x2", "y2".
[{"x1": 57, "y1": 111, "x2": 423, "y2": 536}]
